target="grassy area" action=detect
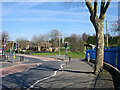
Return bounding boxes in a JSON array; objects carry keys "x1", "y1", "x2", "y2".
[
  {"x1": 100, "y1": 70, "x2": 108, "y2": 75},
  {"x1": 30, "y1": 51, "x2": 86, "y2": 59}
]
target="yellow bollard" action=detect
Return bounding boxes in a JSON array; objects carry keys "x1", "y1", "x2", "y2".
[{"x1": 14, "y1": 55, "x2": 15, "y2": 58}]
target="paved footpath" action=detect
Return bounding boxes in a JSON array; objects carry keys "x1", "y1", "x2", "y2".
[{"x1": 33, "y1": 59, "x2": 95, "y2": 89}]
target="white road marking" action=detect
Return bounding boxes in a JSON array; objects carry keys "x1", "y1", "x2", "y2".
[
  {"x1": 27, "y1": 64, "x2": 64, "y2": 89},
  {"x1": 24, "y1": 59, "x2": 28, "y2": 62}
]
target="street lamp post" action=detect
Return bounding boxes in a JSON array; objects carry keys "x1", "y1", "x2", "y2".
[
  {"x1": 58, "y1": 32, "x2": 66, "y2": 56},
  {"x1": 59, "y1": 32, "x2": 61, "y2": 56},
  {"x1": 106, "y1": 20, "x2": 109, "y2": 47}
]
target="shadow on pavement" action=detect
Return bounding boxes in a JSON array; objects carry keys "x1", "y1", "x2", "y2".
[{"x1": 63, "y1": 69, "x2": 94, "y2": 74}]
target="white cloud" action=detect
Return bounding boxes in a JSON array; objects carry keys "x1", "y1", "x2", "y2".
[
  {"x1": 3, "y1": 7, "x2": 89, "y2": 17},
  {"x1": 3, "y1": 2, "x2": 44, "y2": 10},
  {"x1": 2, "y1": 2, "x2": 90, "y2": 23},
  {"x1": 3, "y1": 17, "x2": 90, "y2": 23},
  {"x1": 2, "y1": 2, "x2": 89, "y2": 19}
]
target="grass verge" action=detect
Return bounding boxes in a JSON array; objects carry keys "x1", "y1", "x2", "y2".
[{"x1": 30, "y1": 51, "x2": 85, "y2": 59}]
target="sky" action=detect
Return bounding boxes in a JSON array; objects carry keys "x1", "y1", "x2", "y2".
[{"x1": 2, "y1": 1, "x2": 118, "y2": 41}]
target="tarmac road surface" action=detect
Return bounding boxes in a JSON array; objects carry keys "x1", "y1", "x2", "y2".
[{"x1": 0, "y1": 55, "x2": 64, "y2": 89}]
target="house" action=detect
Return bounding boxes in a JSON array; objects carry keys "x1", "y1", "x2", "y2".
[{"x1": 38, "y1": 41, "x2": 52, "y2": 52}]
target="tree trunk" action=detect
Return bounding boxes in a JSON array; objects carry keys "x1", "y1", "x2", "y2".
[
  {"x1": 91, "y1": 16, "x2": 104, "y2": 74},
  {"x1": 85, "y1": 0, "x2": 111, "y2": 74}
]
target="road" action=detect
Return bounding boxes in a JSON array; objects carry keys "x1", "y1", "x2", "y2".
[{"x1": 0, "y1": 55, "x2": 64, "y2": 89}]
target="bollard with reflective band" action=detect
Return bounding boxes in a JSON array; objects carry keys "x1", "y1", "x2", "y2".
[
  {"x1": 87, "y1": 53, "x2": 90, "y2": 62},
  {"x1": 69, "y1": 56, "x2": 71, "y2": 62},
  {"x1": 14, "y1": 55, "x2": 15, "y2": 58}
]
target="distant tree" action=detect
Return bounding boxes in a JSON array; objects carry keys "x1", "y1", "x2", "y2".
[
  {"x1": 49, "y1": 29, "x2": 61, "y2": 51},
  {"x1": 16, "y1": 38, "x2": 29, "y2": 50},
  {"x1": 5, "y1": 42, "x2": 12, "y2": 52},
  {"x1": 65, "y1": 34, "x2": 86, "y2": 53},
  {"x1": 109, "y1": 36, "x2": 118, "y2": 46},
  {"x1": 110, "y1": 20, "x2": 120, "y2": 46},
  {"x1": 32, "y1": 35, "x2": 38, "y2": 43},
  {"x1": 82, "y1": 33, "x2": 89, "y2": 42},
  {"x1": 32, "y1": 35, "x2": 40, "y2": 51},
  {"x1": 38, "y1": 33, "x2": 50, "y2": 42},
  {"x1": 87, "y1": 36, "x2": 96, "y2": 45},
  {"x1": 87, "y1": 34, "x2": 115, "y2": 47},
  {"x1": 1, "y1": 31, "x2": 9, "y2": 49},
  {"x1": 110, "y1": 20, "x2": 120, "y2": 33}
]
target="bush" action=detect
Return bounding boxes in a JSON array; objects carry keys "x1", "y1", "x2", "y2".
[{"x1": 19, "y1": 51, "x2": 24, "y2": 54}]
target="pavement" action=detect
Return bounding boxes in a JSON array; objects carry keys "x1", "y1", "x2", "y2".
[
  {"x1": 95, "y1": 69, "x2": 114, "y2": 89},
  {"x1": 32, "y1": 59, "x2": 115, "y2": 89},
  {"x1": 33, "y1": 59, "x2": 95, "y2": 89},
  {"x1": 86, "y1": 60, "x2": 115, "y2": 89}
]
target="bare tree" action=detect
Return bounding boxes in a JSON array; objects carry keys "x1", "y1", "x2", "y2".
[
  {"x1": 32, "y1": 35, "x2": 39, "y2": 43},
  {"x1": 16, "y1": 38, "x2": 29, "y2": 50},
  {"x1": 82, "y1": 33, "x2": 89, "y2": 42},
  {"x1": 42, "y1": 33, "x2": 50, "y2": 42},
  {"x1": 84, "y1": 0, "x2": 111, "y2": 74},
  {"x1": 110, "y1": 19, "x2": 120, "y2": 46},
  {"x1": 110, "y1": 20, "x2": 120, "y2": 35},
  {"x1": 1, "y1": 31, "x2": 9, "y2": 48},
  {"x1": 50, "y1": 29, "x2": 60, "y2": 51},
  {"x1": 0, "y1": 31, "x2": 9, "y2": 58},
  {"x1": 38, "y1": 35, "x2": 44, "y2": 42},
  {"x1": 38, "y1": 33, "x2": 50, "y2": 42},
  {"x1": 31, "y1": 34, "x2": 50, "y2": 51}
]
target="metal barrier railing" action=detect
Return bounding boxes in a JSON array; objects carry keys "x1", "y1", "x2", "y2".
[
  {"x1": 86, "y1": 47, "x2": 120, "y2": 71},
  {"x1": 55, "y1": 54, "x2": 65, "y2": 60}
]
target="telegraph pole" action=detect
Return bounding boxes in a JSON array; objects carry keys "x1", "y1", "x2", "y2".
[
  {"x1": 59, "y1": 31, "x2": 61, "y2": 56},
  {"x1": 106, "y1": 20, "x2": 109, "y2": 47}
]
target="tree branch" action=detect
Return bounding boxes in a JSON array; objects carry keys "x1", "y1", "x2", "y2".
[
  {"x1": 99, "y1": 0, "x2": 111, "y2": 20},
  {"x1": 85, "y1": 0, "x2": 94, "y2": 15},
  {"x1": 94, "y1": 0, "x2": 98, "y2": 17},
  {"x1": 99, "y1": 0, "x2": 105, "y2": 19},
  {"x1": 103, "y1": 0, "x2": 111, "y2": 14}
]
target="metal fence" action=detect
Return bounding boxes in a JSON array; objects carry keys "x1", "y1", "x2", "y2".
[{"x1": 86, "y1": 47, "x2": 120, "y2": 70}]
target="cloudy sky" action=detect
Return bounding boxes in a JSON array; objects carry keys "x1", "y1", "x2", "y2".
[{"x1": 2, "y1": 1, "x2": 118, "y2": 41}]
